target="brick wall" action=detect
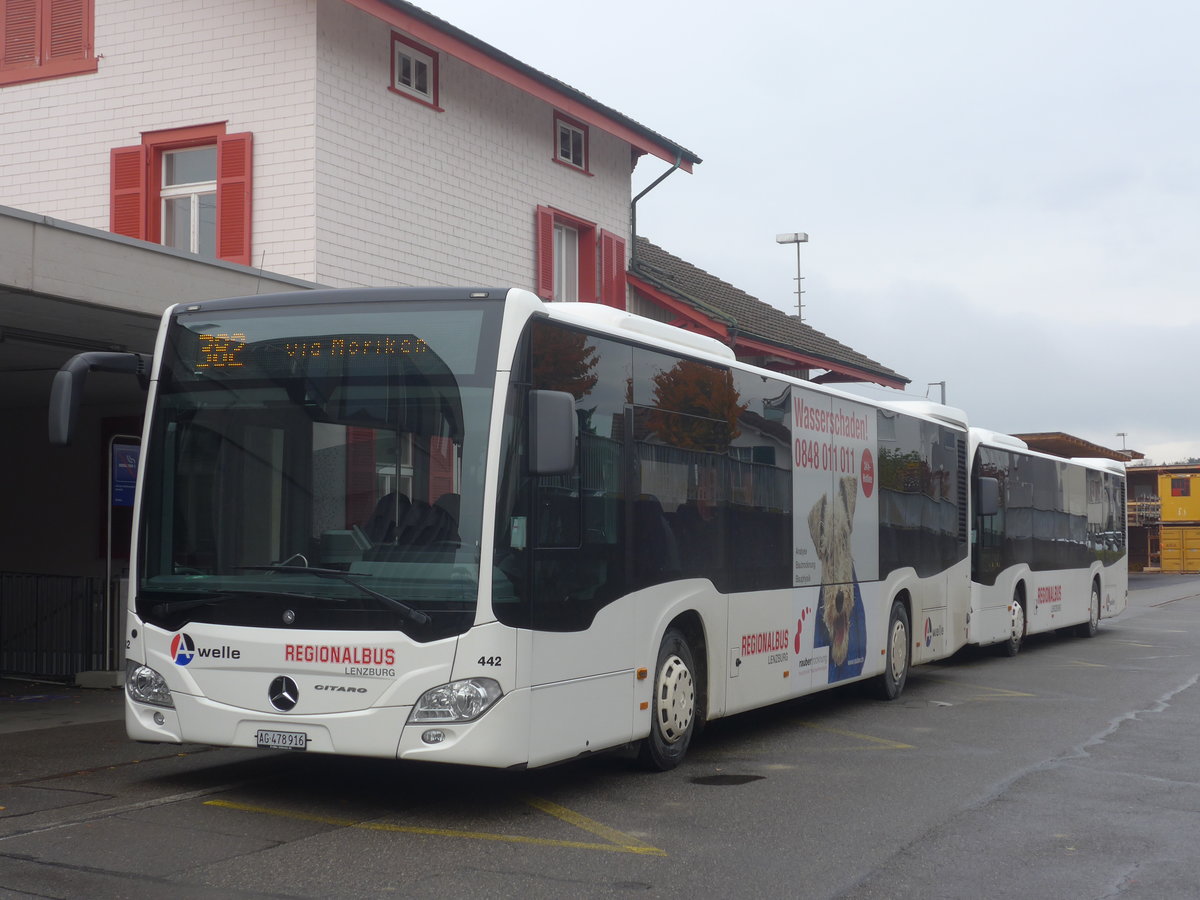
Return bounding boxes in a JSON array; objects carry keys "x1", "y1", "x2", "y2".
[
  {"x1": 312, "y1": 0, "x2": 632, "y2": 291},
  {"x1": 3, "y1": 0, "x2": 633, "y2": 291},
  {"x1": 2, "y1": 0, "x2": 318, "y2": 281}
]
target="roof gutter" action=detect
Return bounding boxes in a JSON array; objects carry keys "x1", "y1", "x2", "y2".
[{"x1": 630, "y1": 155, "x2": 682, "y2": 271}]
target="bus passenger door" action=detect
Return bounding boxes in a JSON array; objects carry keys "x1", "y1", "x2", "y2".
[
  {"x1": 524, "y1": 474, "x2": 635, "y2": 767},
  {"x1": 521, "y1": 324, "x2": 637, "y2": 766}
]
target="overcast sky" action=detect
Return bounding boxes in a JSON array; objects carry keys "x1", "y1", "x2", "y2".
[{"x1": 421, "y1": 0, "x2": 1197, "y2": 464}]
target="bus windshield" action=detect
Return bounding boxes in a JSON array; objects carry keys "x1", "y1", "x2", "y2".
[{"x1": 137, "y1": 299, "x2": 504, "y2": 641}]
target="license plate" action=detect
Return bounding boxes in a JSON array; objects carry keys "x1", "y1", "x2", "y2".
[{"x1": 255, "y1": 729, "x2": 308, "y2": 751}]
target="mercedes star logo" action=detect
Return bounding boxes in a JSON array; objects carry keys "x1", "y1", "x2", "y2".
[{"x1": 268, "y1": 676, "x2": 299, "y2": 711}]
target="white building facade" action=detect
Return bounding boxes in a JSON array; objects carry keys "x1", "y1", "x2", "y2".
[
  {"x1": 1, "y1": 0, "x2": 698, "y2": 296},
  {"x1": 0, "y1": 0, "x2": 698, "y2": 680}
]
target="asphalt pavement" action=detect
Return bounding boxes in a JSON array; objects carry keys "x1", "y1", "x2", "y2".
[{"x1": 1, "y1": 572, "x2": 1198, "y2": 899}]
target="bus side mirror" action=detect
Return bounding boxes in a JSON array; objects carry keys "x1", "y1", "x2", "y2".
[
  {"x1": 528, "y1": 389, "x2": 577, "y2": 475},
  {"x1": 978, "y1": 476, "x2": 1000, "y2": 517},
  {"x1": 49, "y1": 351, "x2": 149, "y2": 446}
]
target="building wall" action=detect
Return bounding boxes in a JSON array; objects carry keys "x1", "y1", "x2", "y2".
[
  {"x1": 1, "y1": 0, "x2": 319, "y2": 281},
  {"x1": 312, "y1": 0, "x2": 632, "y2": 289},
  {"x1": 0, "y1": 401, "x2": 143, "y2": 577},
  {"x1": 2, "y1": 0, "x2": 634, "y2": 292}
]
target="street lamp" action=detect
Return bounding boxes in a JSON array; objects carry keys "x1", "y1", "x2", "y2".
[{"x1": 775, "y1": 232, "x2": 809, "y2": 322}]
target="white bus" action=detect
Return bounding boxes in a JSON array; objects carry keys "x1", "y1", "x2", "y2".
[
  {"x1": 47, "y1": 287, "x2": 1119, "y2": 770},
  {"x1": 967, "y1": 429, "x2": 1127, "y2": 655}
]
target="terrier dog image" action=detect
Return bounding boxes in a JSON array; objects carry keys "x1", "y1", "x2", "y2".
[{"x1": 809, "y1": 475, "x2": 867, "y2": 682}]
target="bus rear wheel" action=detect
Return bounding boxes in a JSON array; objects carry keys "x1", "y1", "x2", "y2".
[
  {"x1": 872, "y1": 600, "x2": 910, "y2": 700},
  {"x1": 1076, "y1": 581, "x2": 1101, "y2": 638},
  {"x1": 1002, "y1": 590, "x2": 1025, "y2": 657},
  {"x1": 638, "y1": 628, "x2": 697, "y2": 771}
]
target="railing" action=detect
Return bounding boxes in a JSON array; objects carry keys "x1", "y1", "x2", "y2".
[
  {"x1": 1128, "y1": 499, "x2": 1161, "y2": 526},
  {"x1": 0, "y1": 573, "x2": 114, "y2": 682}
]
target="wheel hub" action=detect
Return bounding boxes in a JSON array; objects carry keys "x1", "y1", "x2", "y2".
[
  {"x1": 888, "y1": 620, "x2": 907, "y2": 682},
  {"x1": 655, "y1": 654, "x2": 694, "y2": 744}
]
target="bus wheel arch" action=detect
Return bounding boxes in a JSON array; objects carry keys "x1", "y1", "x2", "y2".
[
  {"x1": 1002, "y1": 581, "x2": 1026, "y2": 657},
  {"x1": 1076, "y1": 577, "x2": 1101, "y2": 639},
  {"x1": 638, "y1": 614, "x2": 705, "y2": 771},
  {"x1": 871, "y1": 592, "x2": 911, "y2": 701}
]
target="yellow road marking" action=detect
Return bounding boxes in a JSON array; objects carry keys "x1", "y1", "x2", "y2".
[
  {"x1": 204, "y1": 797, "x2": 666, "y2": 857},
  {"x1": 795, "y1": 722, "x2": 914, "y2": 750},
  {"x1": 519, "y1": 795, "x2": 663, "y2": 855},
  {"x1": 926, "y1": 678, "x2": 1035, "y2": 700}
]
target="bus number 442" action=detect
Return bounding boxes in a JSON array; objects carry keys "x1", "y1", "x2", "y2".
[{"x1": 478, "y1": 656, "x2": 502, "y2": 667}]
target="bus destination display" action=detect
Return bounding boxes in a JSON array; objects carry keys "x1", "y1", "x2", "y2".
[{"x1": 193, "y1": 332, "x2": 430, "y2": 371}]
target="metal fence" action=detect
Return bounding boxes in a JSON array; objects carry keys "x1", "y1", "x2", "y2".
[{"x1": 0, "y1": 572, "x2": 114, "y2": 682}]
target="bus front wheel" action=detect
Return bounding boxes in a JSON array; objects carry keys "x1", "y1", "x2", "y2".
[
  {"x1": 638, "y1": 628, "x2": 697, "y2": 771},
  {"x1": 872, "y1": 601, "x2": 910, "y2": 700}
]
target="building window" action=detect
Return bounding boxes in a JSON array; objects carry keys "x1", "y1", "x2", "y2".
[
  {"x1": 553, "y1": 112, "x2": 589, "y2": 173},
  {"x1": 1171, "y1": 478, "x2": 1190, "y2": 498},
  {"x1": 390, "y1": 32, "x2": 440, "y2": 109},
  {"x1": 110, "y1": 124, "x2": 253, "y2": 266},
  {"x1": 161, "y1": 147, "x2": 217, "y2": 257},
  {"x1": 553, "y1": 223, "x2": 580, "y2": 301},
  {"x1": 535, "y1": 206, "x2": 625, "y2": 307},
  {"x1": 536, "y1": 207, "x2": 594, "y2": 302},
  {"x1": 0, "y1": 0, "x2": 97, "y2": 87}
]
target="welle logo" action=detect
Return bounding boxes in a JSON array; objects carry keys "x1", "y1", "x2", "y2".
[{"x1": 170, "y1": 633, "x2": 241, "y2": 666}]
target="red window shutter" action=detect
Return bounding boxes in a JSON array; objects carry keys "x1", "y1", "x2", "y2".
[
  {"x1": 2, "y1": 0, "x2": 39, "y2": 69},
  {"x1": 110, "y1": 145, "x2": 147, "y2": 241},
  {"x1": 599, "y1": 231, "x2": 626, "y2": 308},
  {"x1": 46, "y1": 0, "x2": 88, "y2": 61},
  {"x1": 427, "y1": 436, "x2": 456, "y2": 501},
  {"x1": 579, "y1": 227, "x2": 597, "y2": 302},
  {"x1": 345, "y1": 427, "x2": 377, "y2": 529},
  {"x1": 216, "y1": 132, "x2": 253, "y2": 266},
  {"x1": 535, "y1": 205, "x2": 554, "y2": 300}
]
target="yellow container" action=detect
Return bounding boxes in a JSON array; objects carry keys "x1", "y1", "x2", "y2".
[
  {"x1": 1160, "y1": 526, "x2": 1183, "y2": 571},
  {"x1": 1158, "y1": 525, "x2": 1200, "y2": 572},
  {"x1": 1186, "y1": 528, "x2": 1200, "y2": 573},
  {"x1": 1159, "y1": 474, "x2": 1200, "y2": 522}
]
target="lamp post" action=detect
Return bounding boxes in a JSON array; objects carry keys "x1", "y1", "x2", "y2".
[{"x1": 775, "y1": 232, "x2": 809, "y2": 322}]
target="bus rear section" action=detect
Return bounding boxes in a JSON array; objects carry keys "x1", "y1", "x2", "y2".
[{"x1": 969, "y1": 429, "x2": 1128, "y2": 654}]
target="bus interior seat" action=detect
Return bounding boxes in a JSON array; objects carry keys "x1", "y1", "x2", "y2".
[
  {"x1": 363, "y1": 492, "x2": 410, "y2": 545},
  {"x1": 633, "y1": 494, "x2": 681, "y2": 583}
]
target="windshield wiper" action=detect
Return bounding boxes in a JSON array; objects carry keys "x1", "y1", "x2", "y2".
[{"x1": 237, "y1": 565, "x2": 431, "y2": 625}]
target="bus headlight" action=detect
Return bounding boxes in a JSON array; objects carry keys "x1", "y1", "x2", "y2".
[
  {"x1": 126, "y1": 661, "x2": 175, "y2": 708},
  {"x1": 409, "y1": 678, "x2": 501, "y2": 723}
]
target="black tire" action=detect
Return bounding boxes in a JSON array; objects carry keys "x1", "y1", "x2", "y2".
[
  {"x1": 638, "y1": 628, "x2": 697, "y2": 771},
  {"x1": 1076, "y1": 580, "x2": 1101, "y2": 638},
  {"x1": 872, "y1": 601, "x2": 910, "y2": 700},
  {"x1": 1001, "y1": 589, "x2": 1025, "y2": 657}
]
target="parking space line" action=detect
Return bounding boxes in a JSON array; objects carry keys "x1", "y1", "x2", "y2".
[
  {"x1": 795, "y1": 722, "x2": 914, "y2": 749},
  {"x1": 204, "y1": 798, "x2": 667, "y2": 856},
  {"x1": 926, "y1": 678, "x2": 1036, "y2": 701},
  {"x1": 519, "y1": 795, "x2": 664, "y2": 855}
]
